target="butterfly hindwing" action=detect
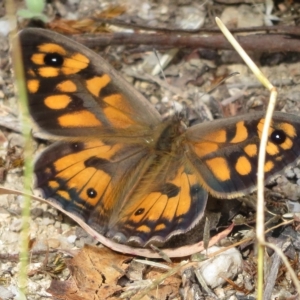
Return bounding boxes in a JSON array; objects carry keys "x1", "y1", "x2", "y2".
[
  {"x1": 107, "y1": 155, "x2": 208, "y2": 246},
  {"x1": 34, "y1": 138, "x2": 154, "y2": 234}
]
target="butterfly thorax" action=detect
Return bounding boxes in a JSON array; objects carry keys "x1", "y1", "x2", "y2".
[{"x1": 153, "y1": 119, "x2": 187, "y2": 156}]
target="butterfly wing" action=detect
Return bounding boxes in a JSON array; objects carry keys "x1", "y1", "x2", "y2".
[
  {"x1": 34, "y1": 138, "x2": 154, "y2": 235},
  {"x1": 185, "y1": 111, "x2": 300, "y2": 198},
  {"x1": 18, "y1": 28, "x2": 162, "y2": 139},
  {"x1": 105, "y1": 154, "x2": 208, "y2": 247}
]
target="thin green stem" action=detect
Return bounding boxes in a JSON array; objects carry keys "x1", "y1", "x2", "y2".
[{"x1": 7, "y1": 1, "x2": 33, "y2": 298}]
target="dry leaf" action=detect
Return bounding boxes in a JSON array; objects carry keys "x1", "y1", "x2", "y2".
[{"x1": 47, "y1": 245, "x2": 130, "y2": 299}]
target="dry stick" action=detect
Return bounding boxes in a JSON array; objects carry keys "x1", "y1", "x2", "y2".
[
  {"x1": 215, "y1": 17, "x2": 300, "y2": 298},
  {"x1": 215, "y1": 19, "x2": 274, "y2": 298},
  {"x1": 205, "y1": 219, "x2": 294, "y2": 260},
  {"x1": 256, "y1": 90, "x2": 277, "y2": 300},
  {"x1": 263, "y1": 241, "x2": 288, "y2": 300},
  {"x1": 73, "y1": 32, "x2": 300, "y2": 52}
]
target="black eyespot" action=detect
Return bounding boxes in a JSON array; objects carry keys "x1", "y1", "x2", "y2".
[
  {"x1": 44, "y1": 53, "x2": 64, "y2": 67},
  {"x1": 270, "y1": 129, "x2": 286, "y2": 145},
  {"x1": 135, "y1": 208, "x2": 145, "y2": 216},
  {"x1": 87, "y1": 188, "x2": 97, "y2": 198}
]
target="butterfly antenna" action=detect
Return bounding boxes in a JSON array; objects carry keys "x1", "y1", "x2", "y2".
[
  {"x1": 207, "y1": 71, "x2": 240, "y2": 95},
  {"x1": 191, "y1": 71, "x2": 241, "y2": 122}
]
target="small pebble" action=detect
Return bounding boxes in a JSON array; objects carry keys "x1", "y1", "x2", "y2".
[
  {"x1": 67, "y1": 235, "x2": 77, "y2": 244},
  {"x1": 197, "y1": 246, "x2": 243, "y2": 288},
  {"x1": 75, "y1": 239, "x2": 85, "y2": 248},
  {"x1": 41, "y1": 217, "x2": 55, "y2": 226},
  {"x1": 61, "y1": 223, "x2": 71, "y2": 232},
  {"x1": 286, "y1": 200, "x2": 300, "y2": 213},
  {"x1": 9, "y1": 218, "x2": 22, "y2": 232},
  {"x1": 285, "y1": 168, "x2": 295, "y2": 179},
  {"x1": 54, "y1": 221, "x2": 61, "y2": 228},
  {"x1": 47, "y1": 238, "x2": 61, "y2": 249},
  {"x1": 31, "y1": 208, "x2": 43, "y2": 218},
  {"x1": 31, "y1": 239, "x2": 48, "y2": 252},
  {"x1": 0, "y1": 19, "x2": 11, "y2": 36}
]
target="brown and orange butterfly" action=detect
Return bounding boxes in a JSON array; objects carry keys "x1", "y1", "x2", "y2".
[{"x1": 18, "y1": 28, "x2": 300, "y2": 249}]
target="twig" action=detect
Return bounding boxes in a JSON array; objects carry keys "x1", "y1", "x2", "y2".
[
  {"x1": 263, "y1": 241, "x2": 289, "y2": 300},
  {"x1": 72, "y1": 32, "x2": 300, "y2": 53}
]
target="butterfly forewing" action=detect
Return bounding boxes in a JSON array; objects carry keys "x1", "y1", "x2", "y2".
[
  {"x1": 186, "y1": 111, "x2": 300, "y2": 198},
  {"x1": 19, "y1": 28, "x2": 161, "y2": 139}
]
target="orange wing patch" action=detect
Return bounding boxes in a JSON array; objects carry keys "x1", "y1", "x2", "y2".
[
  {"x1": 257, "y1": 119, "x2": 273, "y2": 139},
  {"x1": 192, "y1": 142, "x2": 219, "y2": 158},
  {"x1": 280, "y1": 137, "x2": 293, "y2": 150},
  {"x1": 86, "y1": 75, "x2": 111, "y2": 97},
  {"x1": 38, "y1": 67, "x2": 60, "y2": 77},
  {"x1": 205, "y1": 157, "x2": 230, "y2": 181},
  {"x1": 278, "y1": 122, "x2": 296, "y2": 137},
  {"x1": 57, "y1": 190, "x2": 71, "y2": 201},
  {"x1": 38, "y1": 43, "x2": 67, "y2": 55},
  {"x1": 244, "y1": 144, "x2": 257, "y2": 157},
  {"x1": 58, "y1": 111, "x2": 102, "y2": 128},
  {"x1": 264, "y1": 161, "x2": 274, "y2": 172},
  {"x1": 235, "y1": 156, "x2": 251, "y2": 176},
  {"x1": 27, "y1": 79, "x2": 39, "y2": 93},
  {"x1": 266, "y1": 142, "x2": 279, "y2": 156},
  {"x1": 31, "y1": 53, "x2": 47, "y2": 65},
  {"x1": 44, "y1": 95, "x2": 72, "y2": 110},
  {"x1": 56, "y1": 80, "x2": 77, "y2": 92},
  {"x1": 61, "y1": 53, "x2": 89, "y2": 75},
  {"x1": 48, "y1": 180, "x2": 59, "y2": 189},
  {"x1": 230, "y1": 121, "x2": 248, "y2": 143},
  {"x1": 203, "y1": 129, "x2": 227, "y2": 143}
]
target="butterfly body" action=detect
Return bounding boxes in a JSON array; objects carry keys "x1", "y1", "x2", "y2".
[{"x1": 18, "y1": 28, "x2": 300, "y2": 248}]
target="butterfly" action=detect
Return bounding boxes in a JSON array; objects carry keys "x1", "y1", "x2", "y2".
[{"x1": 18, "y1": 28, "x2": 300, "y2": 248}]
